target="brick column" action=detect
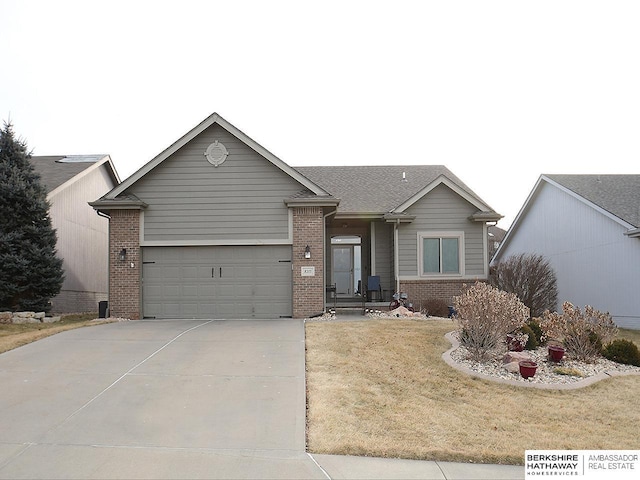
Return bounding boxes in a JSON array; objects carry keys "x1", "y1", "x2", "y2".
[
  {"x1": 109, "y1": 210, "x2": 141, "y2": 319},
  {"x1": 292, "y1": 206, "x2": 324, "y2": 318}
]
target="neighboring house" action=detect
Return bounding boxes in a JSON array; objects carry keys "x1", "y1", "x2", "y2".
[
  {"x1": 31, "y1": 155, "x2": 120, "y2": 313},
  {"x1": 492, "y1": 174, "x2": 640, "y2": 329},
  {"x1": 488, "y1": 225, "x2": 507, "y2": 259},
  {"x1": 91, "y1": 113, "x2": 501, "y2": 319}
]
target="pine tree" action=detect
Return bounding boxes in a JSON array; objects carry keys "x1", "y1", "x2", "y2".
[{"x1": 0, "y1": 122, "x2": 64, "y2": 312}]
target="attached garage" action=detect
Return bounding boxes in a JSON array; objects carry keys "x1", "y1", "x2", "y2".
[
  {"x1": 142, "y1": 246, "x2": 293, "y2": 319},
  {"x1": 91, "y1": 113, "x2": 338, "y2": 319}
]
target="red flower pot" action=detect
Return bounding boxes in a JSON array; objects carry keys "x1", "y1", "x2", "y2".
[
  {"x1": 519, "y1": 360, "x2": 538, "y2": 379},
  {"x1": 548, "y1": 345, "x2": 565, "y2": 362}
]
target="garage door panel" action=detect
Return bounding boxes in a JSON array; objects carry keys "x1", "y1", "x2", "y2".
[{"x1": 142, "y1": 246, "x2": 292, "y2": 319}]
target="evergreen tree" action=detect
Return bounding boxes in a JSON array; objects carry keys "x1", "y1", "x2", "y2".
[{"x1": 0, "y1": 122, "x2": 64, "y2": 311}]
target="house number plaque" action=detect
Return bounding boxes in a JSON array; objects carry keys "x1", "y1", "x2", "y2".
[{"x1": 301, "y1": 266, "x2": 315, "y2": 277}]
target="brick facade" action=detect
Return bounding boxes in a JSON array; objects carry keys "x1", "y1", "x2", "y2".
[
  {"x1": 109, "y1": 210, "x2": 141, "y2": 319},
  {"x1": 292, "y1": 206, "x2": 324, "y2": 318},
  {"x1": 399, "y1": 279, "x2": 471, "y2": 311}
]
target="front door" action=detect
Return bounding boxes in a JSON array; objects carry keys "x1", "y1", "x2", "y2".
[
  {"x1": 330, "y1": 235, "x2": 362, "y2": 297},
  {"x1": 332, "y1": 246, "x2": 353, "y2": 295}
]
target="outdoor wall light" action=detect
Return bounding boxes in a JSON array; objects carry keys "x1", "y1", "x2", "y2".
[
  {"x1": 119, "y1": 248, "x2": 127, "y2": 261},
  {"x1": 304, "y1": 245, "x2": 311, "y2": 259}
]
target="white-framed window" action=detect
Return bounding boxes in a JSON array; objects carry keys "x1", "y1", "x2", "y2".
[{"x1": 418, "y1": 232, "x2": 464, "y2": 276}]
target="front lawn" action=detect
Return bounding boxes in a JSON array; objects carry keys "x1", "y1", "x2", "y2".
[{"x1": 305, "y1": 318, "x2": 640, "y2": 465}]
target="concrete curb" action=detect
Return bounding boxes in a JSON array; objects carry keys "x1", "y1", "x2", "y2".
[{"x1": 442, "y1": 331, "x2": 640, "y2": 390}]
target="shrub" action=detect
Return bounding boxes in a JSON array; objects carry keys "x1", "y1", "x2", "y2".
[
  {"x1": 540, "y1": 302, "x2": 618, "y2": 362},
  {"x1": 519, "y1": 324, "x2": 538, "y2": 350},
  {"x1": 527, "y1": 318, "x2": 544, "y2": 345},
  {"x1": 454, "y1": 282, "x2": 530, "y2": 361},
  {"x1": 602, "y1": 339, "x2": 640, "y2": 367},
  {"x1": 490, "y1": 253, "x2": 558, "y2": 317},
  {"x1": 422, "y1": 298, "x2": 450, "y2": 318}
]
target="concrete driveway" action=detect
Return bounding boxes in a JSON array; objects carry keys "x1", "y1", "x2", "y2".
[
  {"x1": 0, "y1": 319, "x2": 326, "y2": 479},
  {"x1": 0, "y1": 319, "x2": 524, "y2": 479}
]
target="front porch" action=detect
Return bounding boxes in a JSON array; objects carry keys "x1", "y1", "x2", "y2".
[{"x1": 324, "y1": 218, "x2": 396, "y2": 312}]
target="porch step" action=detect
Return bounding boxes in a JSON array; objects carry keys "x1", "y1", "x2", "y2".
[
  {"x1": 327, "y1": 303, "x2": 391, "y2": 317},
  {"x1": 330, "y1": 307, "x2": 365, "y2": 317}
]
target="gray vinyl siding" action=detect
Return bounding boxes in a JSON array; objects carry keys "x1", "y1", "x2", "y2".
[
  {"x1": 49, "y1": 165, "x2": 115, "y2": 312},
  {"x1": 398, "y1": 184, "x2": 486, "y2": 277},
  {"x1": 373, "y1": 221, "x2": 394, "y2": 294},
  {"x1": 496, "y1": 181, "x2": 640, "y2": 329},
  {"x1": 129, "y1": 123, "x2": 304, "y2": 243}
]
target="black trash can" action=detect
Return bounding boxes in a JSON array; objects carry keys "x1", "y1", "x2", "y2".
[{"x1": 98, "y1": 301, "x2": 108, "y2": 318}]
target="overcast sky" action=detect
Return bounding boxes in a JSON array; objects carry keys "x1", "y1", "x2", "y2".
[{"x1": 2, "y1": 1, "x2": 638, "y2": 228}]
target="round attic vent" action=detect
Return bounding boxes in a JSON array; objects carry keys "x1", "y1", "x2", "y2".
[{"x1": 204, "y1": 140, "x2": 229, "y2": 167}]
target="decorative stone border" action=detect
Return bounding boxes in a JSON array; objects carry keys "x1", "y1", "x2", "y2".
[
  {"x1": 442, "y1": 331, "x2": 640, "y2": 390},
  {"x1": 0, "y1": 311, "x2": 61, "y2": 324}
]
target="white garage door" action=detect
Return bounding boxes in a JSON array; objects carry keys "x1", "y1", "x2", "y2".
[{"x1": 142, "y1": 246, "x2": 292, "y2": 319}]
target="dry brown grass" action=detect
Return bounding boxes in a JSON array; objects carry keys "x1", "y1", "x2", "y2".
[
  {"x1": 305, "y1": 318, "x2": 640, "y2": 465},
  {"x1": 0, "y1": 313, "x2": 115, "y2": 354}
]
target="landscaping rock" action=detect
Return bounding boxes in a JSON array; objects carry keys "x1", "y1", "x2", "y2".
[
  {"x1": 503, "y1": 351, "x2": 533, "y2": 364},
  {"x1": 42, "y1": 316, "x2": 61, "y2": 323},
  {"x1": 502, "y1": 361, "x2": 521, "y2": 374},
  {"x1": 0, "y1": 311, "x2": 62, "y2": 324}
]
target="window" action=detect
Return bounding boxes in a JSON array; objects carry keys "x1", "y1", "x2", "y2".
[{"x1": 419, "y1": 233, "x2": 463, "y2": 276}]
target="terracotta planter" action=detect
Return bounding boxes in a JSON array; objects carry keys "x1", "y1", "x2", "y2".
[
  {"x1": 548, "y1": 345, "x2": 565, "y2": 362},
  {"x1": 519, "y1": 360, "x2": 538, "y2": 379}
]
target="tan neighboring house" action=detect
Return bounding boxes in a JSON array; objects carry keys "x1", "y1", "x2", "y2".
[
  {"x1": 31, "y1": 155, "x2": 120, "y2": 313},
  {"x1": 91, "y1": 113, "x2": 501, "y2": 319}
]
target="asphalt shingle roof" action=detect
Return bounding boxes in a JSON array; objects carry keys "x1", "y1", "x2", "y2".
[
  {"x1": 295, "y1": 165, "x2": 492, "y2": 214},
  {"x1": 30, "y1": 155, "x2": 107, "y2": 193},
  {"x1": 546, "y1": 174, "x2": 640, "y2": 228}
]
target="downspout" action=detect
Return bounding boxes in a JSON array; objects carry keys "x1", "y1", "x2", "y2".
[
  {"x1": 323, "y1": 208, "x2": 338, "y2": 308},
  {"x1": 394, "y1": 219, "x2": 400, "y2": 294}
]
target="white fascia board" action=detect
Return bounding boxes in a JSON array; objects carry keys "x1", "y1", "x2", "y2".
[
  {"x1": 392, "y1": 175, "x2": 493, "y2": 213},
  {"x1": 492, "y1": 175, "x2": 545, "y2": 263},
  {"x1": 48, "y1": 155, "x2": 119, "y2": 200},
  {"x1": 140, "y1": 239, "x2": 294, "y2": 247},
  {"x1": 106, "y1": 113, "x2": 330, "y2": 199}
]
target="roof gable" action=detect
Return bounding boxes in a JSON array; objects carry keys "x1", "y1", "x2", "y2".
[
  {"x1": 393, "y1": 174, "x2": 495, "y2": 215},
  {"x1": 30, "y1": 155, "x2": 120, "y2": 197},
  {"x1": 296, "y1": 165, "x2": 499, "y2": 219},
  {"x1": 494, "y1": 173, "x2": 640, "y2": 262},
  {"x1": 106, "y1": 113, "x2": 330, "y2": 200}
]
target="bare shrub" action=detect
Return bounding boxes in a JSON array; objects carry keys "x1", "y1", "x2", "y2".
[
  {"x1": 453, "y1": 282, "x2": 530, "y2": 361},
  {"x1": 490, "y1": 253, "x2": 558, "y2": 317},
  {"x1": 540, "y1": 302, "x2": 618, "y2": 362}
]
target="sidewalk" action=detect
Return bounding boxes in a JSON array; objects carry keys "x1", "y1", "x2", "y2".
[{"x1": 310, "y1": 454, "x2": 524, "y2": 479}]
